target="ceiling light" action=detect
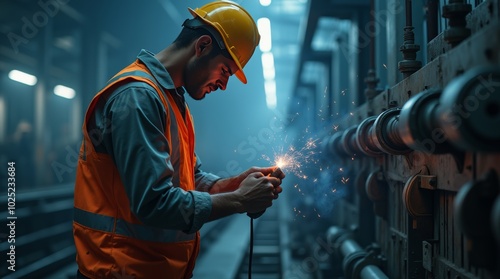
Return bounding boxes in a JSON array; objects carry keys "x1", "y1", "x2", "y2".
[
  {"x1": 260, "y1": 0, "x2": 271, "y2": 6},
  {"x1": 54, "y1": 85, "x2": 75, "y2": 99},
  {"x1": 264, "y1": 80, "x2": 277, "y2": 110},
  {"x1": 257, "y1": 18, "x2": 272, "y2": 52},
  {"x1": 261, "y1": 52, "x2": 275, "y2": 80},
  {"x1": 8, "y1": 70, "x2": 37, "y2": 86}
]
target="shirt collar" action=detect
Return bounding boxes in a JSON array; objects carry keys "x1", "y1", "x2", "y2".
[{"x1": 136, "y1": 49, "x2": 185, "y2": 95}]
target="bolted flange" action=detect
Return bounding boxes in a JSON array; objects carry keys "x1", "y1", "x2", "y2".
[
  {"x1": 356, "y1": 116, "x2": 384, "y2": 157},
  {"x1": 442, "y1": 0, "x2": 472, "y2": 47},
  {"x1": 373, "y1": 108, "x2": 412, "y2": 155},
  {"x1": 399, "y1": 89, "x2": 456, "y2": 154},
  {"x1": 438, "y1": 65, "x2": 500, "y2": 152},
  {"x1": 326, "y1": 132, "x2": 346, "y2": 158},
  {"x1": 341, "y1": 126, "x2": 361, "y2": 156}
]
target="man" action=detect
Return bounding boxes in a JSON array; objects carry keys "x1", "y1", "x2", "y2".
[{"x1": 73, "y1": 1, "x2": 285, "y2": 278}]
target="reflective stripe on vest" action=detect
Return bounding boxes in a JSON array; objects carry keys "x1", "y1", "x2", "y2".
[{"x1": 74, "y1": 207, "x2": 196, "y2": 242}]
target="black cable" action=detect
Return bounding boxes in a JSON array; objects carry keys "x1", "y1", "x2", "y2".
[
  {"x1": 247, "y1": 167, "x2": 281, "y2": 279},
  {"x1": 248, "y1": 218, "x2": 254, "y2": 279}
]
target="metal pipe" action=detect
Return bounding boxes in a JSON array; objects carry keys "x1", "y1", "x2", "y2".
[
  {"x1": 328, "y1": 226, "x2": 389, "y2": 279},
  {"x1": 361, "y1": 265, "x2": 390, "y2": 279},
  {"x1": 426, "y1": 0, "x2": 438, "y2": 42},
  {"x1": 405, "y1": 0, "x2": 413, "y2": 27},
  {"x1": 341, "y1": 238, "x2": 362, "y2": 256},
  {"x1": 386, "y1": 116, "x2": 406, "y2": 148},
  {"x1": 369, "y1": 0, "x2": 375, "y2": 69}
]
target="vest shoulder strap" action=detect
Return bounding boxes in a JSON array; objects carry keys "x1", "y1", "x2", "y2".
[{"x1": 82, "y1": 65, "x2": 174, "y2": 157}]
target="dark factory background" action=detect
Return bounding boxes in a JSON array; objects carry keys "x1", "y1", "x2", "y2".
[{"x1": 1, "y1": 0, "x2": 500, "y2": 279}]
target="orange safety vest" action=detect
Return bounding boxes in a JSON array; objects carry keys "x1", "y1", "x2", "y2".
[{"x1": 73, "y1": 60, "x2": 199, "y2": 279}]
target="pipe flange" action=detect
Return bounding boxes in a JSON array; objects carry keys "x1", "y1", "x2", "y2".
[
  {"x1": 356, "y1": 116, "x2": 383, "y2": 157},
  {"x1": 341, "y1": 126, "x2": 359, "y2": 156},
  {"x1": 399, "y1": 89, "x2": 455, "y2": 154},
  {"x1": 326, "y1": 227, "x2": 352, "y2": 259},
  {"x1": 352, "y1": 251, "x2": 386, "y2": 279},
  {"x1": 343, "y1": 250, "x2": 367, "y2": 279},
  {"x1": 454, "y1": 169, "x2": 499, "y2": 269},
  {"x1": 442, "y1": 1, "x2": 471, "y2": 46},
  {"x1": 442, "y1": 1, "x2": 472, "y2": 16},
  {"x1": 326, "y1": 226, "x2": 348, "y2": 249},
  {"x1": 455, "y1": 169, "x2": 499, "y2": 238},
  {"x1": 374, "y1": 108, "x2": 412, "y2": 155},
  {"x1": 327, "y1": 132, "x2": 345, "y2": 158},
  {"x1": 438, "y1": 66, "x2": 500, "y2": 152}
]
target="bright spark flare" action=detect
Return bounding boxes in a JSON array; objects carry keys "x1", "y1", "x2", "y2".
[{"x1": 262, "y1": 137, "x2": 321, "y2": 180}]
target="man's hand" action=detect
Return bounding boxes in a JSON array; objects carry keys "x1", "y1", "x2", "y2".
[
  {"x1": 208, "y1": 166, "x2": 285, "y2": 221},
  {"x1": 209, "y1": 166, "x2": 285, "y2": 195},
  {"x1": 235, "y1": 172, "x2": 280, "y2": 214}
]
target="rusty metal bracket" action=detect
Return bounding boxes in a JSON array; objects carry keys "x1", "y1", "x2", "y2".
[{"x1": 403, "y1": 173, "x2": 436, "y2": 218}]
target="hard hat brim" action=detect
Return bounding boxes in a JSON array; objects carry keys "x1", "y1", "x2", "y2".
[{"x1": 188, "y1": 7, "x2": 248, "y2": 84}]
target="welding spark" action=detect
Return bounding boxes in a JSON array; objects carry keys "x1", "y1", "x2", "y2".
[
  {"x1": 262, "y1": 136, "x2": 320, "y2": 180},
  {"x1": 313, "y1": 208, "x2": 321, "y2": 218},
  {"x1": 383, "y1": 64, "x2": 387, "y2": 69},
  {"x1": 333, "y1": 124, "x2": 339, "y2": 131},
  {"x1": 305, "y1": 138, "x2": 318, "y2": 149}
]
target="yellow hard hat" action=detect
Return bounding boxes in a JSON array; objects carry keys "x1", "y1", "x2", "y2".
[{"x1": 188, "y1": 1, "x2": 261, "y2": 84}]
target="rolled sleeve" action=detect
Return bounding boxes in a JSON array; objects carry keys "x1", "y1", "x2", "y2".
[
  {"x1": 184, "y1": 191, "x2": 212, "y2": 233},
  {"x1": 195, "y1": 170, "x2": 221, "y2": 192}
]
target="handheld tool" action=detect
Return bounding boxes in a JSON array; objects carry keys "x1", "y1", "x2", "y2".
[{"x1": 247, "y1": 167, "x2": 283, "y2": 219}]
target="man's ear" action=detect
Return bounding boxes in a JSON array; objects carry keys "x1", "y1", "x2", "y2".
[{"x1": 195, "y1": 35, "x2": 213, "y2": 56}]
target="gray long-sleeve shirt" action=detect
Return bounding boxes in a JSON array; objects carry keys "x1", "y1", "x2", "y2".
[{"x1": 86, "y1": 49, "x2": 219, "y2": 234}]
